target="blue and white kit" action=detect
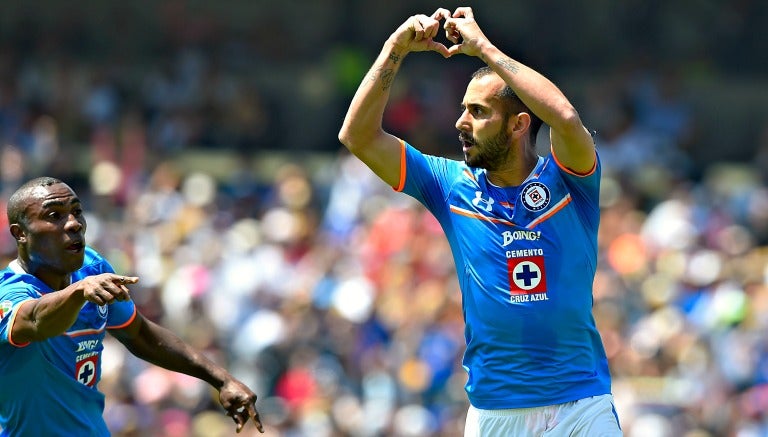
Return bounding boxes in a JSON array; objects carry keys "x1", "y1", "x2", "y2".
[
  {"x1": 0, "y1": 246, "x2": 136, "y2": 436},
  {"x1": 396, "y1": 140, "x2": 611, "y2": 409}
]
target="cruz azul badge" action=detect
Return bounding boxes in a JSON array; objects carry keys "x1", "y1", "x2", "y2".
[
  {"x1": 520, "y1": 182, "x2": 550, "y2": 211},
  {"x1": 507, "y1": 254, "x2": 549, "y2": 303}
]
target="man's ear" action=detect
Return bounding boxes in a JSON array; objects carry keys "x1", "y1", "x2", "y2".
[
  {"x1": 10, "y1": 224, "x2": 26, "y2": 243},
  {"x1": 509, "y1": 112, "x2": 532, "y2": 138}
]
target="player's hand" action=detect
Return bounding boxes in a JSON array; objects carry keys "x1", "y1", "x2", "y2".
[
  {"x1": 220, "y1": 379, "x2": 264, "y2": 433},
  {"x1": 79, "y1": 273, "x2": 137, "y2": 305},
  {"x1": 444, "y1": 7, "x2": 491, "y2": 58},
  {"x1": 389, "y1": 10, "x2": 451, "y2": 57}
]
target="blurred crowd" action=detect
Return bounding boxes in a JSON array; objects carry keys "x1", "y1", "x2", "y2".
[{"x1": 2, "y1": 1, "x2": 768, "y2": 436}]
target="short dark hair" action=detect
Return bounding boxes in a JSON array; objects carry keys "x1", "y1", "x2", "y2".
[
  {"x1": 7, "y1": 176, "x2": 65, "y2": 226},
  {"x1": 472, "y1": 66, "x2": 544, "y2": 145}
]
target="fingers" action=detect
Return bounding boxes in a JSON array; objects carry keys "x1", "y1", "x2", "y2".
[
  {"x1": 442, "y1": 8, "x2": 474, "y2": 45},
  {"x1": 409, "y1": 15, "x2": 441, "y2": 42},
  {"x1": 444, "y1": 20, "x2": 461, "y2": 44},
  {"x1": 408, "y1": 16, "x2": 424, "y2": 41},
  {"x1": 440, "y1": 7, "x2": 486, "y2": 56},
  {"x1": 228, "y1": 404, "x2": 264, "y2": 434},
  {"x1": 109, "y1": 275, "x2": 136, "y2": 301},
  {"x1": 82, "y1": 274, "x2": 138, "y2": 305},
  {"x1": 400, "y1": 10, "x2": 476, "y2": 57},
  {"x1": 453, "y1": 6, "x2": 474, "y2": 19},
  {"x1": 226, "y1": 408, "x2": 244, "y2": 433},
  {"x1": 113, "y1": 275, "x2": 139, "y2": 286},
  {"x1": 431, "y1": 8, "x2": 451, "y2": 20},
  {"x1": 248, "y1": 404, "x2": 265, "y2": 433},
  {"x1": 221, "y1": 383, "x2": 263, "y2": 433},
  {"x1": 227, "y1": 408, "x2": 245, "y2": 433}
]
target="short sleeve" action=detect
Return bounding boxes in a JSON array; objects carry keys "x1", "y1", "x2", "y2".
[
  {"x1": 399, "y1": 141, "x2": 464, "y2": 220},
  {"x1": 0, "y1": 287, "x2": 37, "y2": 347},
  {"x1": 106, "y1": 299, "x2": 137, "y2": 330}
]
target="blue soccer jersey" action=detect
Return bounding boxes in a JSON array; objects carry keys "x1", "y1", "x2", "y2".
[
  {"x1": 0, "y1": 246, "x2": 137, "y2": 436},
  {"x1": 397, "y1": 140, "x2": 611, "y2": 409}
]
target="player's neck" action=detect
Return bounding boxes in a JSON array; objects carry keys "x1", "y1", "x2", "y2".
[
  {"x1": 486, "y1": 152, "x2": 539, "y2": 187},
  {"x1": 14, "y1": 257, "x2": 72, "y2": 291}
]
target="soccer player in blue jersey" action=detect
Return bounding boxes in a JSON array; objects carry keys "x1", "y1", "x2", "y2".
[
  {"x1": 0, "y1": 177, "x2": 264, "y2": 436},
  {"x1": 339, "y1": 7, "x2": 622, "y2": 436}
]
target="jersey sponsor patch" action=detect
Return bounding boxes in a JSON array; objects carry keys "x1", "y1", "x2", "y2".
[
  {"x1": 0, "y1": 300, "x2": 12, "y2": 320},
  {"x1": 76, "y1": 355, "x2": 99, "y2": 387},
  {"x1": 520, "y1": 182, "x2": 550, "y2": 211},
  {"x1": 508, "y1": 255, "x2": 547, "y2": 294}
]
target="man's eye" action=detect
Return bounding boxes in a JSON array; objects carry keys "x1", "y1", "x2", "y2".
[{"x1": 47, "y1": 212, "x2": 61, "y2": 220}]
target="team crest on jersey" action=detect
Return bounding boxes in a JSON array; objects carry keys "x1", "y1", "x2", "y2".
[
  {"x1": 98, "y1": 304, "x2": 108, "y2": 318},
  {"x1": 76, "y1": 355, "x2": 99, "y2": 387},
  {"x1": 520, "y1": 182, "x2": 550, "y2": 211},
  {"x1": 0, "y1": 300, "x2": 12, "y2": 320}
]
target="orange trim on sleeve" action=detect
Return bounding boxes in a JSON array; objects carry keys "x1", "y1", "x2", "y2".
[
  {"x1": 7, "y1": 299, "x2": 33, "y2": 347},
  {"x1": 551, "y1": 145, "x2": 597, "y2": 177},
  {"x1": 106, "y1": 305, "x2": 138, "y2": 330},
  {"x1": 393, "y1": 139, "x2": 407, "y2": 192}
]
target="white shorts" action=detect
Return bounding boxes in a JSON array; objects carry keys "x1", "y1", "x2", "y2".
[{"x1": 464, "y1": 394, "x2": 622, "y2": 437}]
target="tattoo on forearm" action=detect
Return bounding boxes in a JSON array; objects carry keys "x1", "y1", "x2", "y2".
[
  {"x1": 366, "y1": 67, "x2": 395, "y2": 91},
  {"x1": 366, "y1": 50, "x2": 400, "y2": 90},
  {"x1": 380, "y1": 68, "x2": 395, "y2": 90},
  {"x1": 497, "y1": 57, "x2": 520, "y2": 74},
  {"x1": 366, "y1": 68, "x2": 379, "y2": 84}
]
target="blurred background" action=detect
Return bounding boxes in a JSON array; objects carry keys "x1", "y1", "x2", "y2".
[{"x1": 1, "y1": 0, "x2": 768, "y2": 436}]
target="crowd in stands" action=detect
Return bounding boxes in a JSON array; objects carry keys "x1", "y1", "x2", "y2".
[{"x1": 2, "y1": 1, "x2": 768, "y2": 436}]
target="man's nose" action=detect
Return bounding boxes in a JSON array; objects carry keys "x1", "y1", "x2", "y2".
[
  {"x1": 455, "y1": 110, "x2": 470, "y2": 130},
  {"x1": 65, "y1": 215, "x2": 83, "y2": 231}
]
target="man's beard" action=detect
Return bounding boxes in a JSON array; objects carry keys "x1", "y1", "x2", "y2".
[{"x1": 463, "y1": 127, "x2": 510, "y2": 170}]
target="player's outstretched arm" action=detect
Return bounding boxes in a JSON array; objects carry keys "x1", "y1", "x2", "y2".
[
  {"x1": 111, "y1": 314, "x2": 264, "y2": 433},
  {"x1": 11, "y1": 273, "x2": 136, "y2": 343},
  {"x1": 339, "y1": 9, "x2": 451, "y2": 187}
]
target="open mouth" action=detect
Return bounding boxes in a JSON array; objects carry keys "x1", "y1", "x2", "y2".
[
  {"x1": 459, "y1": 133, "x2": 475, "y2": 151},
  {"x1": 66, "y1": 241, "x2": 85, "y2": 253}
]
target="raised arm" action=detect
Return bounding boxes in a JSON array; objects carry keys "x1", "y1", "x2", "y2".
[
  {"x1": 110, "y1": 313, "x2": 263, "y2": 433},
  {"x1": 445, "y1": 7, "x2": 596, "y2": 173},
  {"x1": 338, "y1": 10, "x2": 451, "y2": 187}
]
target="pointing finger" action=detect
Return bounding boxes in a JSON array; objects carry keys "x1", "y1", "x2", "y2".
[
  {"x1": 112, "y1": 275, "x2": 139, "y2": 285},
  {"x1": 247, "y1": 404, "x2": 264, "y2": 433}
]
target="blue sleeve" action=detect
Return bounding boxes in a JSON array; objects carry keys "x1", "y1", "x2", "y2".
[
  {"x1": 79, "y1": 247, "x2": 137, "y2": 329},
  {"x1": 558, "y1": 152, "x2": 602, "y2": 231},
  {"x1": 106, "y1": 300, "x2": 137, "y2": 329},
  {"x1": 399, "y1": 142, "x2": 463, "y2": 222},
  {"x1": 0, "y1": 286, "x2": 37, "y2": 346}
]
